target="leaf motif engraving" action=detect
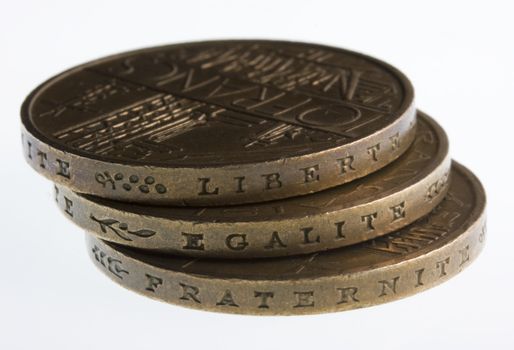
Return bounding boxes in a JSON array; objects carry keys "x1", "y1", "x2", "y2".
[
  {"x1": 90, "y1": 214, "x2": 156, "y2": 241},
  {"x1": 127, "y1": 229, "x2": 156, "y2": 238}
]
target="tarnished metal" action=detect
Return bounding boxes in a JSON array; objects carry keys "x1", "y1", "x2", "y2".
[
  {"x1": 20, "y1": 40, "x2": 487, "y2": 316},
  {"x1": 86, "y1": 162, "x2": 486, "y2": 315},
  {"x1": 57, "y1": 112, "x2": 448, "y2": 258},
  {"x1": 22, "y1": 40, "x2": 415, "y2": 206}
]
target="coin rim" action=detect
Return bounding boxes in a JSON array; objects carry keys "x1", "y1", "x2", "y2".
[
  {"x1": 85, "y1": 162, "x2": 486, "y2": 315},
  {"x1": 58, "y1": 113, "x2": 450, "y2": 258}
]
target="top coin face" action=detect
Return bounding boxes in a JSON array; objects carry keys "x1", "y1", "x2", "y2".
[{"x1": 22, "y1": 40, "x2": 415, "y2": 205}]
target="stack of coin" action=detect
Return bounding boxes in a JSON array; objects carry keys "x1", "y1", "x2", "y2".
[{"x1": 21, "y1": 40, "x2": 486, "y2": 315}]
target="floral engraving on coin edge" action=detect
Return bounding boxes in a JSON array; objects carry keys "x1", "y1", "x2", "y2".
[
  {"x1": 90, "y1": 214, "x2": 156, "y2": 241},
  {"x1": 91, "y1": 245, "x2": 129, "y2": 279},
  {"x1": 88, "y1": 221, "x2": 485, "y2": 311},
  {"x1": 95, "y1": 171, "x2": 167, "y2": 194}
]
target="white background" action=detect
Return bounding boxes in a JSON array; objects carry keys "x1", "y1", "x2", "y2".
[{"x1": 1, "y1": 1, "x2": 512, "y2": 348}]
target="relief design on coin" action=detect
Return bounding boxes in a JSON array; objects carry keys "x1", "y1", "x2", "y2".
[
  {"x1": 22, "y1": 40, "x2": 415, "y2": 205},
  {"x1": 86, "y1": 163, "x2": 486, "y2": 315},
  {"x1": 58, "y1": 112, "x2": 448, "y2": 258}
]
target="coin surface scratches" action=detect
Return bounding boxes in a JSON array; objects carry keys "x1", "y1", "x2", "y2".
[
  {"x1": 86, "y1": 162, "x2": 486, "y2": 315},
  {"x1": 58, "y1": 112, "x2": 447, "y2": 258},
  {"x1": 23, "y1": 40, "x2": 415, "y2": 205}
]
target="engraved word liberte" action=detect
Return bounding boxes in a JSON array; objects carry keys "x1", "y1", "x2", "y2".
[
  {"x1": 23, "y1": 127, "x2": 404, "y2": 199},
  {"x1": 91, "y1": 132, "x2": 401, "y2": 197}
]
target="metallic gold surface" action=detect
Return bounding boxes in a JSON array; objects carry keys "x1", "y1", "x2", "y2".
[
  {"x1": 22, "y1": 40, "x2": 415, "y2": 206},
  {"x1": 85, "y1": 162, "x2": 486, "y2": 315},
  {"x1": 58, "y1": 112, "x2": 448, "y2": 258}
]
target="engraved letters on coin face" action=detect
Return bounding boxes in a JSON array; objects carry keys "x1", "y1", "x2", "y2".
[
  {"x1": 22, "y1": 40, "x2": 416, "y2": 205},
  {"x1": 86, "y1": 163, "x2": 486, "y2": 315},
  {"x1": 57, "y1": 113, "x2": 449, "y2": 258}
]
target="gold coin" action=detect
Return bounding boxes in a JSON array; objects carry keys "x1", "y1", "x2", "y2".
[
  {"x1": 85, "y1": 162, "x2": 486, "y2": 315},
  {"x1": 58, "y1": 112, "x2": 449, "y2": 258}
]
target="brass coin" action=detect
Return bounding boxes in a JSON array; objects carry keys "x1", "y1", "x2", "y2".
[
  {"x1": 22, "y1": 40, "x2": 416, "y2": 206},
  {"x1": 86, "y1": 162, "x2": 486, "y2": 315},
  {"x1": 58, "y1": 112, "x2": 449, "y2": 258}
]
